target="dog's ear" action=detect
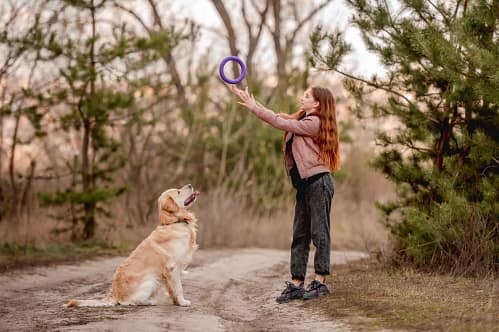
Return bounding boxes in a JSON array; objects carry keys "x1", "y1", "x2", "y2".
[{"x1": 162, "y1": 196, "x2": 179, "y2": 213}]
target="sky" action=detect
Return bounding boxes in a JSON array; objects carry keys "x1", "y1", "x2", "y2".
[{"x1": 169, "y1": 0, "x2": 384, "y2": 78}]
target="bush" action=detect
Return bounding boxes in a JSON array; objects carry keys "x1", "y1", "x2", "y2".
[{"x1": 388, "y1": 185, "x2": 498, "y2": 277}]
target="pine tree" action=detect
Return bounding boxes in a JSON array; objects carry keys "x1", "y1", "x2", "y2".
[
  {"x1": 27, "y1": 0, "x2": 187, "y2": 239},
  {"x1": 310, "y1": 0, "x2": 498, "y2": 275},
  {"x1": 30, "y1": 0, "x2": 130, "y2": 239}
]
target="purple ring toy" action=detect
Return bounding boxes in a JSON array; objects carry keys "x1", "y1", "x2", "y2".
[{"x1": 219, "y1": 56, "x2": 246, "y2": 84}]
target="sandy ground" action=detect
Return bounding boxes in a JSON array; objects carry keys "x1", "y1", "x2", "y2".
[{"x1": 0, "y1": 248, "x2": 369, "y2": 332}]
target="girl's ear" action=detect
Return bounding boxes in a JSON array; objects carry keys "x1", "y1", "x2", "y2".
[{"x1": 314, "y1": 101, "x2": 320, "y2": 108}]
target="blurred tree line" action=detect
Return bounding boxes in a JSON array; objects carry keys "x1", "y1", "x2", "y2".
[
  {"x1": 311, "y1": 0, "x2": 498, "y2": 276},
  {"x1": 0, "y1": 0, "x2": 343, "y2": 239}
]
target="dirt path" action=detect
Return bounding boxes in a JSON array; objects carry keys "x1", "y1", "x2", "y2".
[{"x1": 0, "y1": 248, "x2": 368, "y2": 331}]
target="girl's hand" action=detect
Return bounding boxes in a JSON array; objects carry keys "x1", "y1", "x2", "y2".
[{"x1": 229, "y1": 85, "x2": 259, "y2": 110}]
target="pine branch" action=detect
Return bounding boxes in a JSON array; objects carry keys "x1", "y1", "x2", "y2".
[
  {"x1": 427, "y1": 1, "x2": 450, "y2": 26},
  {"x1": 317, "y1": 64, "x2": 416, "y2": 108}
]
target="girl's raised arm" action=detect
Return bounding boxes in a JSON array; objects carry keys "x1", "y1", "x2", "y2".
[{"x1": 228, "y1": 85, "x2": 319, "y2": 137}]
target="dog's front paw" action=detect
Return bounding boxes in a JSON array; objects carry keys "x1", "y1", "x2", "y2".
[{"x1": 178, "y1": 299, "x2": 191, "y2": 307}]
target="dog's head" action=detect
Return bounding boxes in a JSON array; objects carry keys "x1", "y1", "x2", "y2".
[{"x1": 158, "y1": 184, "x2": 199, "y2": 225}]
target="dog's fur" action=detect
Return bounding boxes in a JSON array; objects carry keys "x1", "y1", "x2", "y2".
[{"x1": 65, "y1": 184, "x2": 199, "y2": 308}]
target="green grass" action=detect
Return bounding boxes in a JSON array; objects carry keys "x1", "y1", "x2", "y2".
[
  {"x1": 309, "y1": 259, "x2": 498, "y2": 332},
  {"x1": 0, "y1": 239, "x2": 134, "y2": 272}
]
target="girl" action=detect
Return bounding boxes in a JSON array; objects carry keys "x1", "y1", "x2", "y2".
[{"x1": 229, "y1": 85, "x2": 340, "y2": 303}]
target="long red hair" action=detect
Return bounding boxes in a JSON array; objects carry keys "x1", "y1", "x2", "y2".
[{"x1": 283, "y1": 86, "x2": 340, "y2": 171}]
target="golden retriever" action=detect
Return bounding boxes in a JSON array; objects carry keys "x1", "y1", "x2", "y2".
[{"x1": 65, "y1": 184, "x2": 200, "y2": 307}]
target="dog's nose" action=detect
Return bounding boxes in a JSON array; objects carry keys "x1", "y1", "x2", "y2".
[{"x1": 187, "y1": 184, "x2": 193, "y2": 189}]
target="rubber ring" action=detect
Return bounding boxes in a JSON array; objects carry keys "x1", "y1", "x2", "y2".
[{"x1": 219, "y1": 56, "x2": 246, "y2": 84}]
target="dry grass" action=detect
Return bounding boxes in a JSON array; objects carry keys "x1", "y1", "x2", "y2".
[
  {"x1": 0, "y1": 146, "x2": 392, "y2": 264},
  {"x1": 307, "y1": 258, "x2": 499, "y2": 332},
  {"x1": 174, "y1": 145, "x2": 393, "y2": 251},
  {"x1": 191, "y1": 185, "x2": 293, "y2": 249},
  {"x1": 0, "y1": 240, "x2": 132, "y2": 272}
]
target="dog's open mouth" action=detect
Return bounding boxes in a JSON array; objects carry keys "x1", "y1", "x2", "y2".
[{"x1": 184, "y1": 191, "x2": 200, "y2": 206}]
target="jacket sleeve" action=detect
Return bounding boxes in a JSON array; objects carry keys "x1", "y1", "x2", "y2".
[{"x1": 249, "y1": 104, "x2": 320, "y2": 137}]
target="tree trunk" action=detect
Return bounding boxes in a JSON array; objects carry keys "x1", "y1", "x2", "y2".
[
  {"x1": 8, "y1": 114, "x2": 20, "y2": 216},
  {"x1": 81, "y1": 0, "x2": 97, "y2": 239},
  {"x1": 271, "y1": 0, "x2": 288, "y2": 96},
  {"x1": 434, "y1": 119, "x2": 452, "y2": 172},
  {"x1": 83, "y1": 201, "x2": 96, "y2": 240},
  {"x1": 211, "y1": 0, "x2": 241, "y2": 81}
]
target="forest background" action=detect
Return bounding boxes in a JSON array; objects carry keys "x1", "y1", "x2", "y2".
[{"x1": 1, "y1": 0, "x2": 496, "y2": 277}]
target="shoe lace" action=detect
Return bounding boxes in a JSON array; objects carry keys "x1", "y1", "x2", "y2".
[
  {"x1": 307, "y1": 280, "x2": 321, "y2": 291},
  {"x1": 281, "y1": 281, "x2": 295, "y2": 295}
]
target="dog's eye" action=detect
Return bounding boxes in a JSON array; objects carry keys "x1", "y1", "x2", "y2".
[{"x1": 177, "y1": 190, "x2": 180, "y2": 194}]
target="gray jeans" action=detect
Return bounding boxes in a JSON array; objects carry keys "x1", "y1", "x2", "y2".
[{"x1": 290, "y1": 172, "x2": 334, "y2": 281}]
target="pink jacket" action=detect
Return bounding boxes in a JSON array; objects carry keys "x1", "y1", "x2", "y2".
[{"x1": 250, "y1": 104, "x2": 330, "y2": 179}]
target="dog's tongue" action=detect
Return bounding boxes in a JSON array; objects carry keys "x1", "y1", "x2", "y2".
[{"x1": 184, "y1": 191, "x2": 200, "y2": 206}]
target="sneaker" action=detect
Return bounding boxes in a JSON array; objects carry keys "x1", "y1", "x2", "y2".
[
  {"x1": 303, "y1": 280, "x2": 330, "y2": 300},
  {"x1": 275, "y1": 281, "x2": 305, "y2": 303}
]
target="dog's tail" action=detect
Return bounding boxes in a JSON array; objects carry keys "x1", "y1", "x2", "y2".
[{"x1": 64, "y1": 298, "x2": 116, "y2": 308}]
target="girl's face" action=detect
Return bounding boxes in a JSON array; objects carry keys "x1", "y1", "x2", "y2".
[{"x1": 300, "y1": 89, "x2": 319, "y2": 112}]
